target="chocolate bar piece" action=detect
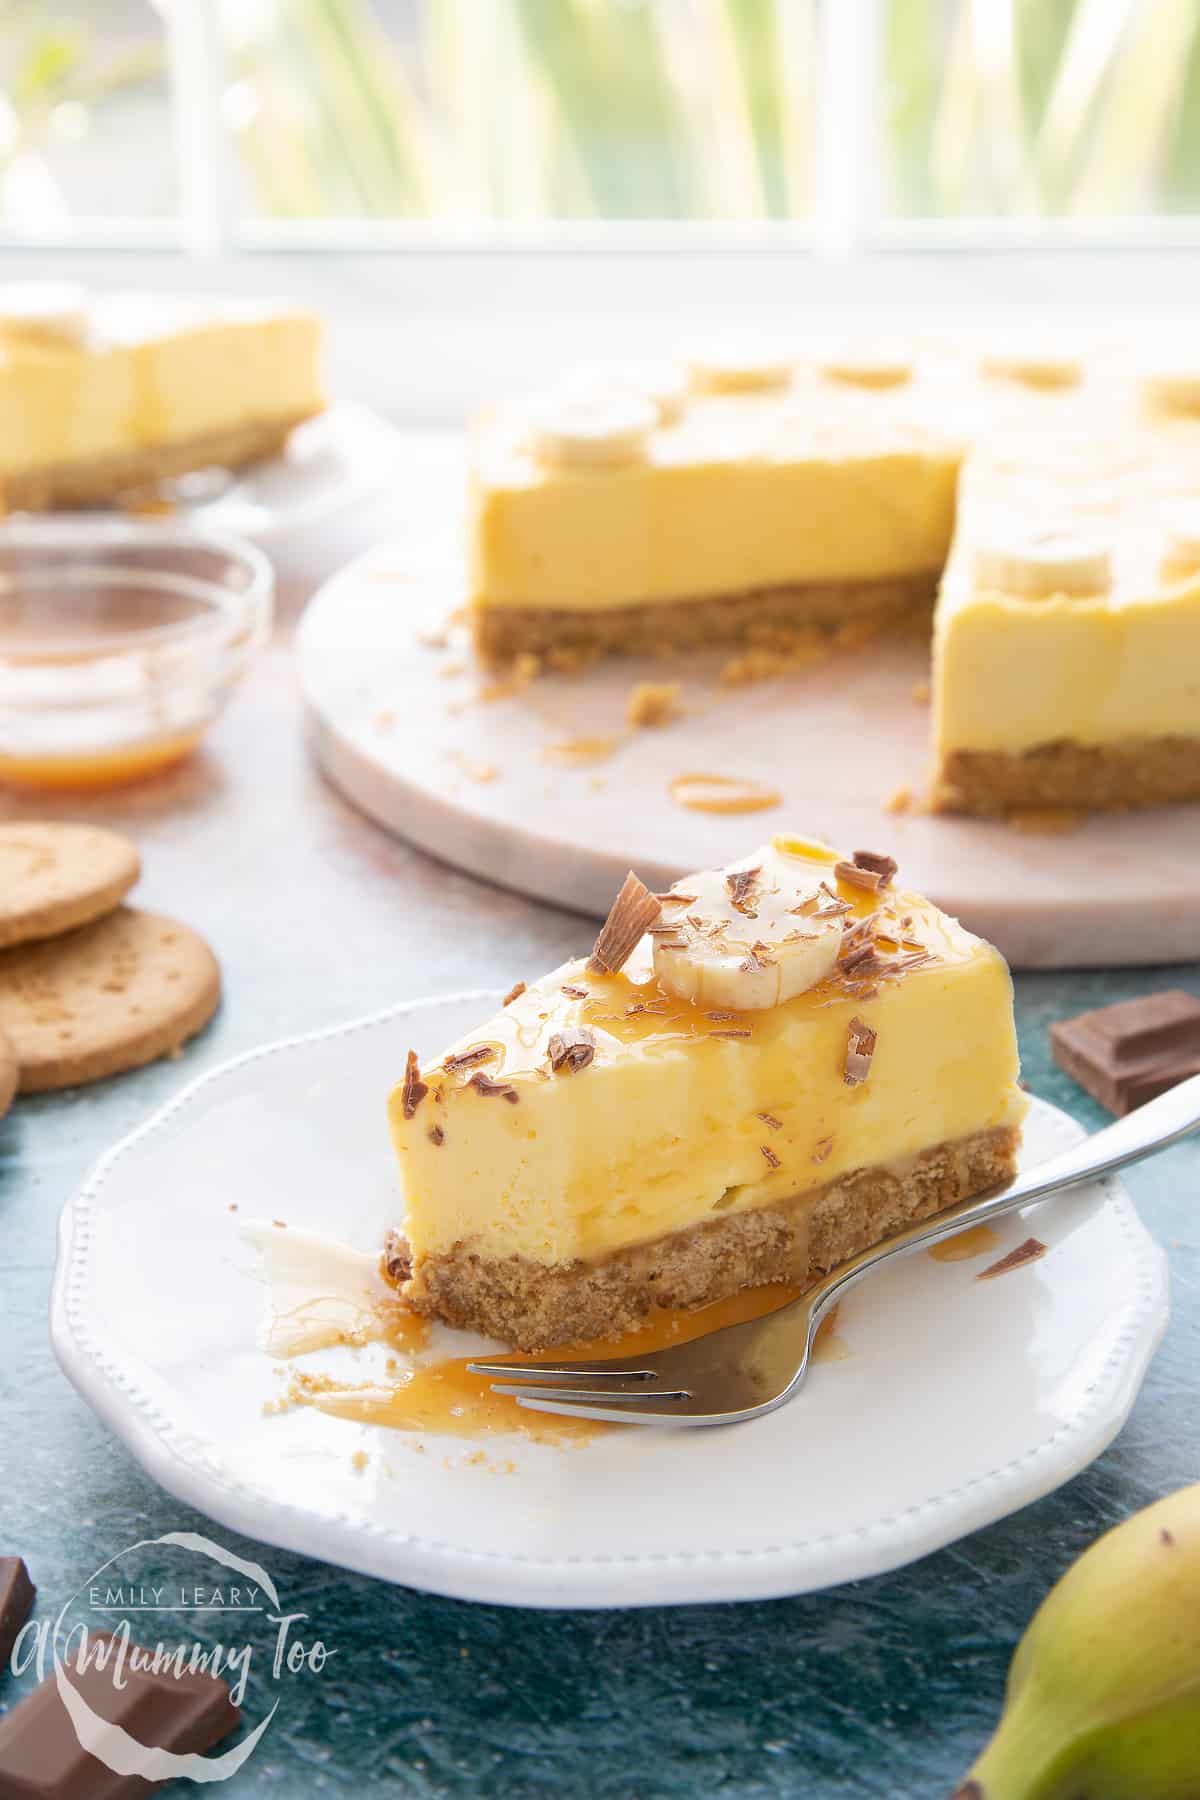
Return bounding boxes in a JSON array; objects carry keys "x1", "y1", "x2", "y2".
[
  {"x1": 0, "y1": 1631, "x2": 240, "y2": 1797},
  {"x1": 1050, "y1": 989, "x2": 1200, "y2": 1117},
  {"x1": 0, "y1": 1558, "x2": 35, "y2": 1675}
]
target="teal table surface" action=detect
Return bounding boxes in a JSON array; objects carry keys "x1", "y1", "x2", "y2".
[{"x1": 1, "y1": 634, "x2": 1197, "y2": 1800}]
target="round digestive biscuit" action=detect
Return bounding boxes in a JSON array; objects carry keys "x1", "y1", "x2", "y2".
[
  {"x1": 0, "y1": 823, "x2": 140, "y2": 949},
  {"x1": 0, "y1": 907, "x2": 220, "y2": 1093},
  {"x1": 0, "y1": 1028, "x2": 15, "y2": 1120}
]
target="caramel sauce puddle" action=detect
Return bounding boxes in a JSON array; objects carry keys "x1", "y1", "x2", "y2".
[
  {"x1": 927, "y1": 1223, "x2": 1002, "y2": 1264},
  {"x1": 284, "y1": 1280, "x2": 853, "y2": 1445}
]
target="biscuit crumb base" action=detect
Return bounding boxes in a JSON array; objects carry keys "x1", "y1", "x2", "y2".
[
  {"x1": 935, "y1": 737, "x2": 1200, "y2": 814},
  {"x1": 473, "y1": 573, "x2": 939, "y2": 665}
]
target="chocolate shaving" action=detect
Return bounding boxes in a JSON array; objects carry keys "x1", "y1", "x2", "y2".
[
  {"x1": 707, "y1": 1010, "x2": 737, "y2": 1020},
  {"x1": 726, "y1": 866, "x2": 761, "y2": 917},
  {"x1": 840, "y1": 943, "x2": 881, "y2": 976},
  {"x1": 561, "y1": 983, "x2": 589, "y2": 998},
  {"x1": 647, "y1": 923, "x2": 687, "y2": 935},
  {"x1": 428, "y1": 1125, "x2": 445, "y2": 1146},
  {"x1": 589, "y1": 870, "x2": 662, "y2": 973},
  {"x1": 977, "y1": 1237, "x2": 1047, "y2": 1281},
  {"x1": 547, "y1": 1026, "x2": 596, "y2": 1073},
  {"x1": 843, "y1": 1016, "x2": 877, "y2": 1087},
  {"x1": 401, "y1": 1050, "x2": 428, "y2": 1119},
  {"x1": 812, "y1": 1135, "x2": 834, "y2": 1163},
  {"x1": 382, "y1": 1230, "x2": 412, "y2": 1285},
  {"x1": 710, "y1": 1028, "x2": 752, "y2": 1039},
  {"x1": 851, "y1": 848, "x2": 898, "y2": 887},
  {"x1": 834, "y1": 859, "x2": 886, "y2": 894},
  {"x1": 442, "y1": 1044, "x2": 495, "y2": 1073},
  {"x1": 760, "y1": 1144, "x2": 781, "y2": 1169},
  {"x1": 502, "y1": 981, "x2": 526, "y2": 1006},
  {"x1": 656, "y1": 891, "x2": 697, "y2": 905},
  {"x1": 758, "y1": 1112, "x2": 782, "y2": 1130},
  {"x1": 468, "y1": 1071, "x2": 520, "y2": 1103}
]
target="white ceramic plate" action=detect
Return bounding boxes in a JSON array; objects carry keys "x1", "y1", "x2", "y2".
[
  {"x1": 79, "y1": 405, "x2": 404, "y2": 546},
  {"x1": 51, "y1": 991, "x2": 1169, "y2": 1610}
]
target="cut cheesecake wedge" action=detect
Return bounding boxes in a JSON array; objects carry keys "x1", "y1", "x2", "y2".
[
  {"x1": 0, "y1": 283, "x2": 324, "y2": 513},
  {"x1": 384, "y1": 839, "x2": 1027, "y2": 1350}
]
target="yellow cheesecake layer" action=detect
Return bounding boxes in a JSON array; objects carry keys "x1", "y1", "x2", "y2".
[
  {"x1": 0, "y1": 298, "x2": 323, "y2": 477},
  {"x1": 389, "y1": 840, "x2": 1026, "y2": 1271},
  {"x1": 934, "y1": 433, "x2": 1200, "y2": 757},
  {"x1": 471, "y1": 382, "x2": 963, "y2": 611}
]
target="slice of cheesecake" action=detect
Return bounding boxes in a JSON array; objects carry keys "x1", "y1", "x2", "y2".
[
  {"x1": 385, "y1": 838, "x2": 1027, "y2": 1350},
  {"x1": 932, "y1": 426, "x2": 1200, "y2": 814},
  {"x1": 0, "y1": 282, "x2": 323, "y2": 512}
]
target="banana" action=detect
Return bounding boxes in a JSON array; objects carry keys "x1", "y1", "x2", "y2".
[
  {"x1": 1160, "y1": 499, "x2": 1200, "y2": 580},
  {"x1": 0, "y1": 280, "x2": 90, "y2": 347},
  {"x1": 818, "y1": 342, "x2": 913, "y2": 388},
  {"x1": 980, "y1": 340, "x2": 1083, "y2": 389},
  {"x1": 1141, "y1": 360, "x2": 1200, "y2": 415},
  {"x1": 683, "y1": 338, "x2": 794, "y2": 395},
  {"x1": 652, "y1": 845, "x2": 843, "y2": 1011},
  {"x1": 972, "y1": 526, "x2": 1112, "y2": 599},
  {"x1": 528, "y1": 387, "x2": 658, "y2": 470},
  {"x1": 957, "y1": 1483, "x2": 1200, "y2": 1800},
  {"x1": 564, "y1": 360, "x2": 688, "y2": 426}
]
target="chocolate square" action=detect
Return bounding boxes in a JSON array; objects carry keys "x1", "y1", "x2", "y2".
[{"x1": 1050, "y1": 989, "x2": 1200, "y2": 1116}]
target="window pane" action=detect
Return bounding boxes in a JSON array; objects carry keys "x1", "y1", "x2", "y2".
[
  {"x1": 223, "y1": 0, "x2": 816, "y2": 222},
  {"x1": 0, "y1": 0, "x2": 173, "y2": 231},
  {"x1": 883, "y1": 0, "x2": 1200, "y2": 218}
]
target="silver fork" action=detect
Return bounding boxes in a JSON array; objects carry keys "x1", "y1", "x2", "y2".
[{"x1": 468, "y1": 1072, "x2": 1200, "y2": 1428}]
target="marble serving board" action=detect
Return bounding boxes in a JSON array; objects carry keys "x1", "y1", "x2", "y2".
[{"x1": 296, "y1": 448, "x2": 1200, "y2": 972}]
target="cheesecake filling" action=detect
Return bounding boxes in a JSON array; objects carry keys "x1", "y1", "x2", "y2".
[{"x1": 471, "y1": 383, "x2": 962, "y2": 612}]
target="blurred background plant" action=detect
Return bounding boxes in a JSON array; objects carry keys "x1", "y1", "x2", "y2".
[{"x1": 3, "y1": 0, "x2": 1200, "y2": 230}]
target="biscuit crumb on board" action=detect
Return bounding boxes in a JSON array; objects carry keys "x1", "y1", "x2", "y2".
[{"x1": 625, "y1": 681, "x2": 683, "y2": 728}]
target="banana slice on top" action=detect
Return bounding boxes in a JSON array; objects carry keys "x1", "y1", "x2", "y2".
[
  {"x1": 980, "y1": 340, "x2": 1083, "y2": 389},
  {"x1": 818, "y1": 342, "x2": 913, "y2": 388},
  {"x1": 564, "y1": 360, "x2": 688, "y2": 426},
  {"x1": 528, "y1": 387, "x2": 658, "y2": 470},
  {"x1": 1141, "y1": 359, "x2": 1200, "y2": 415},
  {"x1": 972, "y1": 526, "x2": 1113, "y2": 600},
  {"x1": 1159, "y1": 498, "x2": 1200, "y2": 579},
  {"x1": 682, "y1": 338, "x2": 794, "y2": 395},
  {"x1": 653, "y1": 846, "x2": 843, "y2": 1012},
  {"x1": 0, "y1": 280, "x2": 90, "y2": 347}
]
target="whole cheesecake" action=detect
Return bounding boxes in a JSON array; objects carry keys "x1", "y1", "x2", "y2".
[
  {"x1": 383, "y1": 837, "x2": 1028, "y2": 1349},
  {"x1": 467, "y1": 337, "x2": 1200, "y2": 814}
]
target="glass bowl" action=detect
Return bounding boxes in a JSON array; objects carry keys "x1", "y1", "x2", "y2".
[{"x1": 0, "y1": 520, "x2": 273, "y2": 789}]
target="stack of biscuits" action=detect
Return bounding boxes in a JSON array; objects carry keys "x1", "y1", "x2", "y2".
[{"x1": 0, "y1": 823, "x2": 220, "y2": 1115}]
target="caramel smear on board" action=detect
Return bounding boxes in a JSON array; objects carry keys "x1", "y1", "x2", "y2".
[
  {"x1": 1006, "y1": 808, "x2": 1087, "y2": 836},
  {"x1": 669, "y1": 773, "x2": 783, "y2": 815},
  {"x1": 543, "y1": 735, "x2": 624, "y2": 767}
]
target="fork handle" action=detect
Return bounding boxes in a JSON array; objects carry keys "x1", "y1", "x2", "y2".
[{"x1": 805, "y1": 1071, "x2": 1200, "y2": 1326}]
